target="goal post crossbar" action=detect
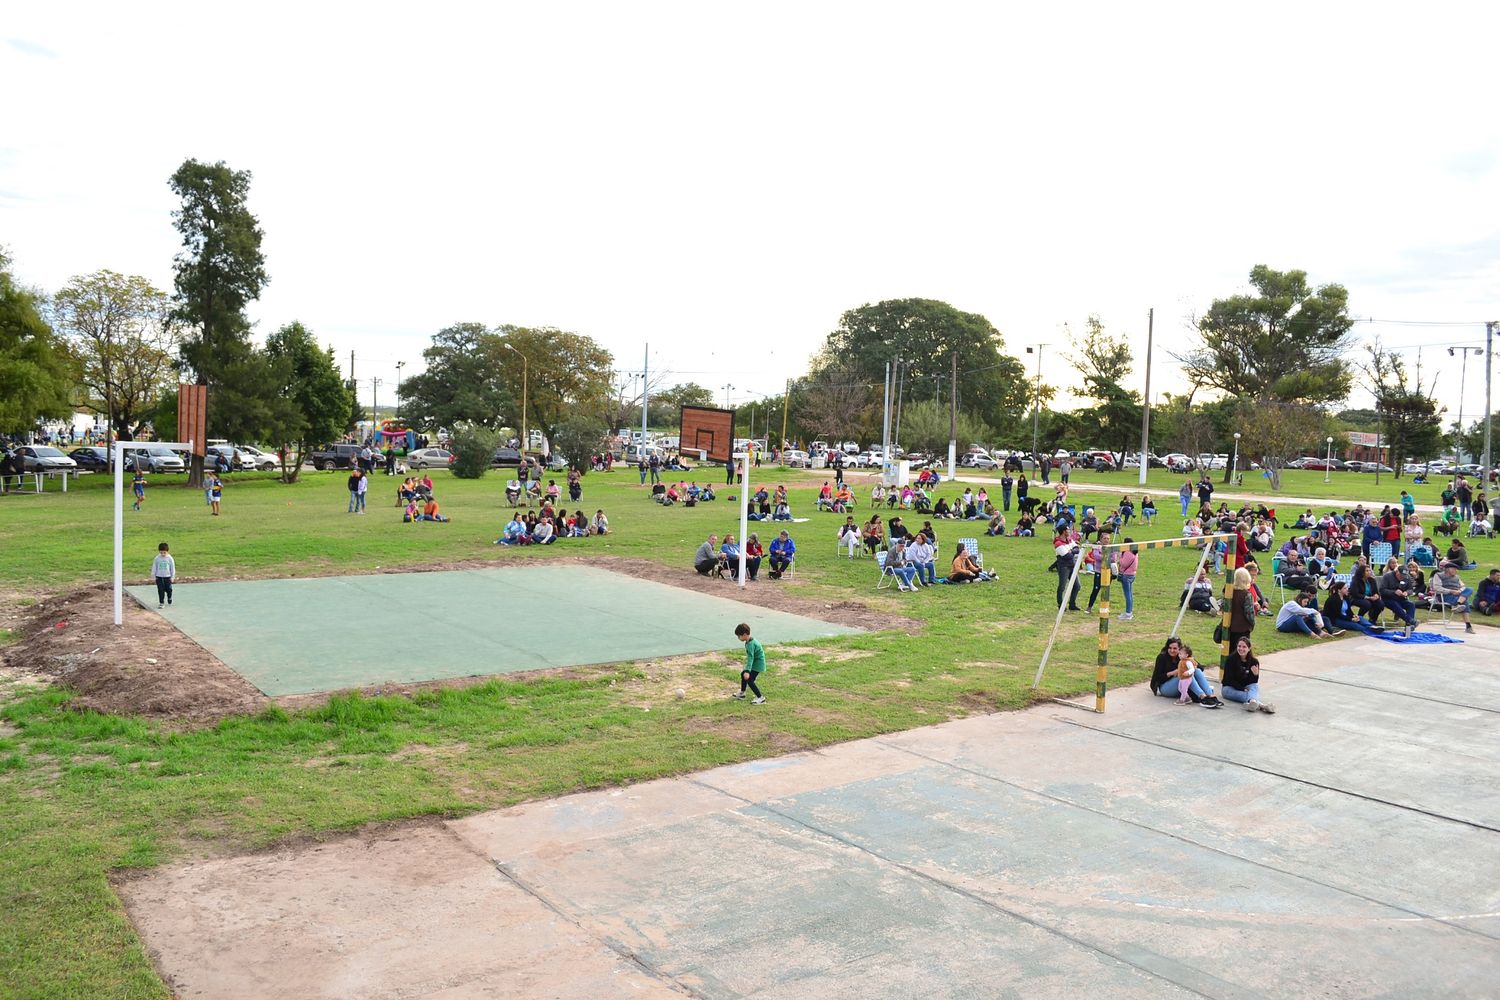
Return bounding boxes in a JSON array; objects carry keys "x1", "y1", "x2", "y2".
[
  {"x1": 1032, "y1": 532, "x2": 1239, "y2": 713},
  {"x1": 113, "y1": 440, "x2": 194, "y2": 627}
]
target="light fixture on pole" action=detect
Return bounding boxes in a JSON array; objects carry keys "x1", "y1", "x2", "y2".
[
  {"x1": 1324, "y1": 436, "x2": 1334, "y2": 484},
  {"x1": 1231, "y1": 432, "x2": 1240, "y2": 480},
  {"x1": 395, "y1": 361, "x2": 405, "y2": 420},
  {"x1": 1025, "y1": 345, "x2": 1044, "y2": 472},
  {"x1": 1449, "y1": 345, "x2": 1483, "y2": 465},
  {"x1": 504, "y1": 342, "x2": 529, "y2": 454},
  {"x1": 722, "y1": 383, "x2": 735, "y2": 409}
]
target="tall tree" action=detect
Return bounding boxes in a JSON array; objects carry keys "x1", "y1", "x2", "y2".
[
  {"x1": 1068, "y1": 315, "x2": 1142, "y2": 460},
  {"x1": 264, "y1": 322, "x2": 353, "y2": 482},
  {"x1": 50, "y1": 270, "x2": 177, "y2": 441},
  {"x1": 790, "y1": 357, "x2": 880, "y2": 447},
  {"x1": 649, "y1": 382, "x2": 716, "y2": 428},
  {"x1": 399, "y1": 323, "x2": 512, "y2": 432},
  {"x1": 606, "y1": 368, "x2": 673, "y2": 433},
  {"x1": 815, "y1": 299, "x2": 1031, "y2": 433},
  {"x1": 1174, "y1": 265, "x2": 1355, "y2": 405},
  {"x1": 495, "y1": 325, "x2": 613, "y2": 442},
  {"x1": 0, "y1": 250, "x2": 75, "y2": 435},
  {"x1": 896, "y1": 400, "x2": 993, "y2": 456},
  {"x1": 169, "y1": 159, "x2": 272, "y2": 485},
  {"x1": 1361, "y1": 342, "x2": 1445, "y2": 479}
]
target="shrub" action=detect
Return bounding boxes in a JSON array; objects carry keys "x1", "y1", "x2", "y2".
[
  {"x1": 549, "y1": 415, "x2": 607, "y2": 476},
  {"x1": 449, "y1": 423, "x2": 501, "y2": 479}
]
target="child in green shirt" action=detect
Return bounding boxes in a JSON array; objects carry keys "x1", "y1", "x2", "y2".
[{"x1": 732, "y1": 623, "x2": 766, "y2": 704}]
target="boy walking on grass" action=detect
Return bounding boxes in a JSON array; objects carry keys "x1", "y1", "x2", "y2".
[
  {"x1": 731, "y1": 623, "x2": 767, "y2": 704},
  {"x1": 152, "y1": 542, "x2": 176, "y2": 608}
]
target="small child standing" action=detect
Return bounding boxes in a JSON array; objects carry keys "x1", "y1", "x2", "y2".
[
  {"x1": 209, "y1": 473, "x2": 223, "y2": 516},
  {"x1": 132, "y1": 469, "x2": 147, "y2": 510},
  {"x1": 731, "y1": 623, "x2": 767, "y2": 704},
  {"x1": 152, "y1": 542, "x2": 176, "y2": 609},
  {"x1": 1176, "y1": 643, "x2": 1197, "y2": 704}
]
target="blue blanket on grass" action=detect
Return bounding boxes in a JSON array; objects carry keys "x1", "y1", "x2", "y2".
[{"x1": 1369, "y1": 630, "x2": 1464, "y2": 645}]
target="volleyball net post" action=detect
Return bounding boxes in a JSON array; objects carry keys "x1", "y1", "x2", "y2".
[{"x1": 1034, "y1": 532, "x2": 1238, "y2": 714}]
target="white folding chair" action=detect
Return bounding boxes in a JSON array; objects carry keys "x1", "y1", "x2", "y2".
[
  {"x1": 875, "y1": 550, "x2": 896, "y2": 589},
  {"x1": 958, "y1": 537, "x2": 983, "y2": 570}
]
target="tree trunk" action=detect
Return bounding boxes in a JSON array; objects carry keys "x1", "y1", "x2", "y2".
[{"x1": 187, "y1": 452, "x2": 204, "y2": 489}]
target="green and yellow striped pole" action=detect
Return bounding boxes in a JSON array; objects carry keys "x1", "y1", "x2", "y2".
[
  {"x1": 1095, "y1": 561, "x2": 1112, "y2": 712},
  {"x1": 1218, "y1": 544, "x2": 1237, "y2": 683}
]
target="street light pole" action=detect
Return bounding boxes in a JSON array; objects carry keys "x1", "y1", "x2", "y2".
[
  {"x1": 504, "y1": 343, "x2": 529, "y2": 454},
  {"x1": 1324, "y1": 436, "x2": 1333, "y2": 484},
  {"x1": 395, "y1": 362, "x2": 405, "y2": 420},
  {"x1": 1026, "y1": 345, "x2": 1044, "y2": 473},
  {"x1": 1138, "y1": 308, "x2": 1154, "y2": 486},
  {"x1": 1484, "y1": 322, "x2": 1495, "y2": 483},
  {"x1": 1231, "y1": 432, "x2": 1240, "y2": 483}
]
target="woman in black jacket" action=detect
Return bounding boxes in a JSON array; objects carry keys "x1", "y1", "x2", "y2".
[
  {"x1": 1150, "y1": 636, "x2": 1221, "y2": 706},
  {"x1": 1221, "y1": 637, "x2": 1275, "y2": 714}
]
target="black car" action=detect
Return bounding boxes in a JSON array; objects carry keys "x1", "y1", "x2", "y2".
[
  {"x1": 492, "y1": 446, "x2": 523, "y2": 467},
  {"x1": 69, "y1": 446, "x2": 111, "y2": 470}
]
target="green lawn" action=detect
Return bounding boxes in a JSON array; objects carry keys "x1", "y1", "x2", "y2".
[{"x1": 1, "y1": 466, "x2": 1497, "y2": 999}]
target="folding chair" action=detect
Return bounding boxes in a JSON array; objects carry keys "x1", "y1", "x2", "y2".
[
  {"x1": 958, "y1": 537, "x2": 983, "y2": 570},
  {"x1": 1429, "y1": 588, "x2": 1469, "y2": 628},
  {"x1": 876, "y1": 551, "x2": 897, "y2": 590},
  {"x1": 1368, "y1": 541, "x2": 1393, "y2": 569}
]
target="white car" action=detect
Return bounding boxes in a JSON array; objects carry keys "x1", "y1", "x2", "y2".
[
  {"x1": 1161, "y1": 453, "x2": 1195, "y2": 472},
  {"x1": 838, "y1": 441, "x2": 860, "y2": 454},
  {"x1": 782, "y1": 449, "x2": 811, "y2": 468},
  {"x1": 234, "y1": 444, "x2": 280, "y2": 470},
  {"x1": 408, "y1": 448, "x2": 454, "y2": 470},
  {"x1": 16, "y1": 445, "x2": 78, "y2": 472}
]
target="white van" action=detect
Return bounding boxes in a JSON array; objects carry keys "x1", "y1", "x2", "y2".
[{"x1": 624, "y1": 443, "x2": 665, "y2": 464}]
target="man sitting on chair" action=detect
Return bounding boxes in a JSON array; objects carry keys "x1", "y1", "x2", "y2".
[
  {"x1": 769, "y1": 530, "x2": 796, "y2": 579},
  {"x1": 694, "y1": 534, "x2": 721, "y2": 576},
  {"x1": 837, "y1": 517, "x2": 862, "y2": 558}
]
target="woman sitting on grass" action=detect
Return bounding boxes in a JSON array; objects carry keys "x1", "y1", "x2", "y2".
[{"x1": 947, "y1": 542, "x2": 982, "y2": 584}]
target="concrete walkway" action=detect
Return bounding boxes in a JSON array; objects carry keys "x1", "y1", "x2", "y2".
[{"x1": 122, "y1": 629, "x2": 1500, "y2": 999}]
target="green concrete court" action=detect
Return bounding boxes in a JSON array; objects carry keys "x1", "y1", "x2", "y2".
[{"x1": 127, "y1": 565, "x2": 859, "y2": 696}]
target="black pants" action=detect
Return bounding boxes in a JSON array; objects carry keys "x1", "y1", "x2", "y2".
[
  {"x1": 740, "y1": 671, "x2": 762, "y2": 697},
  {"x1": 1057, "y1": 563, "x2": 1081, "y2": 609},
  {"x1": 770, "y1": 555, "x2": 790, "y2": 575},
  {"x1": 1087, "y1": 573, "x2": 1103, "y2": 609},
  {"x1": 155, "y1": 576, "x2": 173, "y2": 605}
]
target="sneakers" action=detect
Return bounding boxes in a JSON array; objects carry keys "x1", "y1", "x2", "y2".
[
  {"x1": 1465, "y1": 624, "x2": 1475, "y2": 634},
  {"x1": 751, "y1": 696, "x2": 766, "y2": 705},
  {"x1": 1259, "y1": 702, "x2": 1277, "y2": 714},
  {"x1": 1201, "y1": 697, "x2": 1223, "y2": 709},
  {"x1": 1245, "y1": 699, "x2": 1260, "y2": 712},
  {"x1": 1118, "y1": 612, "x2": 1133, "y2": 620},
  {"x1": 1328, "y1": 629, "x2": 1346, "y2": 636},
  {"x1": 158, "y1": 603, "x2": 164, "y2": 609},
  {"x1": 1404, "y1": 624, "x2": 1414, "y2": 638},
  {"x1": 731, "y1": 692, "x2": 745, "y2": 700}
]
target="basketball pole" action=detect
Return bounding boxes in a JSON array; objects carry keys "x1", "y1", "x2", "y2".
[{"x1": 114, "y1": 440, "x2": 194, "y2": 627}]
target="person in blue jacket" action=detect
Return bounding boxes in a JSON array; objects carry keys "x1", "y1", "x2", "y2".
[{"x1": 768, "y1": 530, "x2": 796, "y2": 579}]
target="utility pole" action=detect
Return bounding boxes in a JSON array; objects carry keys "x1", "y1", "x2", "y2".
[
  {"x1": 780, "y1": 378, "x2": 790, "y2": 451},
  {"x1": 1138, "y1": 308, "x2": 1153, "y2": 486},
  {"x1": 893, "y1": 358, "x2": 906, "y2": 450},
  {"x1": 395, "y1": 361, "x2": 405, "y2": 420},
  {"x1": 947, "y1": 352, "x2": 958, "y2": 480},
  {"x1": 641, "y1": 344, "x2": 649, "y2": 449},
  {"x1": 881, "y1": 361, "x2": 892, "y2": 468},
  {"x1": 1485, "y1": 321, "x2": 1495, "y2": 483},
  {"x1": 1450, "y1": 346, "x2": 1481, "y2": 464},
  {"x1": 1027, "y1": 345, "x2": 1044, "y2": 472},
  {"x1": 371, "y1": 377, "x2": 381, "y2": 426}
]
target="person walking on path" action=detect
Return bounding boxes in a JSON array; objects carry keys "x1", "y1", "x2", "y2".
[
  {"x1": 152, "y1": 542, "x2": 176, "y2": 609},
  {"x1": 1197, "y1": 474, "x2": 1214, "y2": 509},
  {"x1": 732, "y1": 623, "x2": 767, "y2": 704}
]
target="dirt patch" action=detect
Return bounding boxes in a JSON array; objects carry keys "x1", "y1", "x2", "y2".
[
  {"x1": 0, "y1": 554, "x2": 907, "y2": 726},
  {"x1": 792, "y1": 705, "x2": 847, "y2": 725},
  {"x1": 1, "y1": 585, "x2": 267, "y2": 726},
  {"x1": 776, "y1": 646, "x2": 875, "y2": 662}
]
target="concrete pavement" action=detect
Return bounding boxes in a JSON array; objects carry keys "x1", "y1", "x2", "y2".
[{"x1": 121, "y1": 627, "x2": 1500, "y2": 998}]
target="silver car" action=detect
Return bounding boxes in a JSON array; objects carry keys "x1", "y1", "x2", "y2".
[
  {"x1": 408, "y1": 448, "x2": 454, "y2": 470},
  {"x1": 122, "y1": 446, "x2": 186, "y2": 473},
  {"x1": 17, "y1": 446, "x2": 78, "y2": 472}
]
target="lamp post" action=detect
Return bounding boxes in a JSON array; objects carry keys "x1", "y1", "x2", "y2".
[
  {"x1": 504, "y1": 342, "x2": 529, "y2": 454},
  {"x1": 395, "y1": 361, "x2": 405, "y2": 420},
  {"x1": 1231, "y1": 432, "x2": 1240, "y2": 482},
  {"x1": 1449, "y1": 346, "x2": 1483, "y2": 465},
  {"x1": 722, "y1": 383, "x2": 735, "y2": 409},
  {"x1": 1025, "y1": 345, "x2": 1044, "y2": 472},
  {"x1": 1324, "y1": 436, "x2": 1334, "y2": 484}
]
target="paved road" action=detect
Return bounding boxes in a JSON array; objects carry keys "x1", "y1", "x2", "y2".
[{"x1": 124, "y1": 628, "x2": 1500, "y2": 998}]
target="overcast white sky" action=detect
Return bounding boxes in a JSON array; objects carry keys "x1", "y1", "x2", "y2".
[{"x1": 3, "y1": 2, "x2": 1497, "y2": 420}]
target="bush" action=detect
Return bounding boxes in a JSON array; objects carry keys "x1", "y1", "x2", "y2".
[
  {"x1": 549, "y1": 415, "x2": 607, "y2": 477},
  {"x1": 449, "y1": 423, "x2": 501, "y2": 479}
]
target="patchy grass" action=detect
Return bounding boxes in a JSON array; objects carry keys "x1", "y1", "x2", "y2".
[{"x1": 2, "y1": 466, "x2": 1497, "y2": 999}]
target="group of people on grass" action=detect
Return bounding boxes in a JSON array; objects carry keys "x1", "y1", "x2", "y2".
[
  {"x1": 496, "y1": 507, "x2": 609, "y2": 544},
  {"x1": 1150, "y1": 635, "x2": 1275, "y2": 714},
  {"x1": 694, "y1": 531, "x2": 796, "y2": 581}
]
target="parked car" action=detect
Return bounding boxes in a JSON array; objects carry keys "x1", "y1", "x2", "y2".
[
  {"x1": 960, "y1": 451, "x2": 999, "y2": 470},
  {"x1": 206, "y1": 444, "x2": 247, "y2": 471},
  {"x1": 407, "y1": 448, "x2": 454, "y2": 470},
  {"x1": 782, "y1": 449, "x2": 812, "y2": 468},
  {"x1": 838, "y1": 441, "x2": 860, "y2": 455},
  {"x1": 1160, "y1": 453, "x2": 1195, "y2": 472},
  {"x1": 1297, "y1": 457, "x2": 1344, "y2": 471},
  {"x1": 69, "y1": 446, "x2": 111, "y2": 471},
  {"x1": 121, "y1": 445, "x2": 186, "y2": 473},
  {"x1": 17, "y1": 446, "x2": 78, "y2": 473},
  {"x1": 234, "y1": 444, "x2": 280, "y2": 471},
  {"x1": 492, "y1": 446, "x2": 523, "y2": 467},
  {"x1": 309, "y1": 443, "x2": 364, "y2": 471}
]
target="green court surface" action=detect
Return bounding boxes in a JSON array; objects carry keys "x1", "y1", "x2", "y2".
[{"x1": 127, "y1": 565, "x2": 860, "y2": 696}]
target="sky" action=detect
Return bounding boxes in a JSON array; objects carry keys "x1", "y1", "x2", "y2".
[{"x1": 3, "y1": 1, "x2": 1498, "y2": 424}]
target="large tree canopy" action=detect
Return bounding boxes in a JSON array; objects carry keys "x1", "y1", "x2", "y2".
[
  {"x1": 812, "y1": 299, "x2": 1031, "y2": 435},
  {"x1": 264, "y1": 321, "x2": 352, "y2": 482},
  {"x1": 169, "y1": 159, "x2": 274, "y2": 482},
  {"x1": 1175, "y1": 265, "x2": 1355, "y2": 404},
  {"x1": 496, "y1": 324, "x2": 613, "y2": 442},
  {"x1": 1069, "y1": 314, "x2": 1142, "y2": 459},
  {"x1": 0, "y1": 250, "x2": 74, "y2": 434},
  {"x1": 400, "y1": 323, "x2": 514, "y2": 432},
  {"x1": 51, "y1": 270, "x2": 178, "y2": 441},
  {"x1": 1362, "y1": 342, "x2": 1445, "y2": 479}
]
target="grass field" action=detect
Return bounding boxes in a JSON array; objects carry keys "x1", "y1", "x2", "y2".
[{"x1": 2, "y1": 465, "x2": 1497, "y2": 998}]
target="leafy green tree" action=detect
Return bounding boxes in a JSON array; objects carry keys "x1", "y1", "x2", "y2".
[
  {"x1": 496, "y1": 325, "x2": 613, "y2": 441},
  {"x1": 264, "y1": 322, "x2": 353, "y2": 482},
  {"x1": 650, "y1": 382, "x2": 716, "y2": 428},
  {"x1": 1068, "y1": 315, "x2": 1142, "y2": 461},
  {"x1": 790, "y1": 359, "x2": 880, "y2": 447},
  {"x1": 50, "y1": 270, "x2": 177, "y2": 441},
  {"x1": 0, "y1": 251, "x2": 75, "y2": 435},
  {"x1": 400, "y1": 323, "x2": 512, "y2": 432},
  {"x1": 549, "y1": 414, "x2": 607, "y2": 475},
  {"x1": 814, "y1": 299, "x2": 1031, "y2": 433},
  {"x1": 448, "y1": 423, "x2": 501, "y2": 479},
  {"x1": 1336, "y1": 407, "x2": 1381, "y2": 431},
  {"x1": 895, "y1": 400, "x2": 993, "y2": 457},
  {"x1": 1175, "y1": 265, "x2": 1355, "y2": 406},
  {"x1": 168, "y1": 159, "x2": 273, "y2": 485},
  {"x1": 1362, "y1": 343, "x2": 1445, "y2": 479}
]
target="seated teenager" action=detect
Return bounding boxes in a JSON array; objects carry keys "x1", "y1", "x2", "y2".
[
  {"x1": 421, "y1": 498, "x2": 450, "y2": 522},
  {"x1": 743, "y1": 533, "x2": 764, "y2": 581},
  {"x1": 932, "y1": 497, "x2": 951, "y2": 519},
  {"x1": 863, "y1": 515, "x2": 886, "y2": 554},
  {"x1": 1140, "y1": 496, "x2": 1156, "y2": 523},
  {"x1": 985, "y1": 511, "x2": 1006, "y2": 536},
  {"x1": 530, "y1": 516, "x2": 555, "y2": 542},
  {"x1": 591, "y1": 509, "x2": 609, "y2": 535},
  {"x1": 1322, "y1": 580, "x2": 1382, "y2": 635},
  {"x1": 907, "y1": 532, "x2": 936, "y2": 585},
  {"x1": 772, "y1": 501, "x2": 793, "y2": 521},
  {"x1": 1276, "y1": 590, "x2": 1334, "y2": 637},
  {"x1": 1013, "y1": 513, "x2": 1035, "y2": 537},
  {"x1": 948, "y1": 542, "x2": 982, "y2": 584}
]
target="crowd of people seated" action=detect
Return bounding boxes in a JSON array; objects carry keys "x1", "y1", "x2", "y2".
[
  {"x1": 693, "y1": 530, "x2": 797, "y2": 581},
  {"x1": 653, "y1": 480, "x2": 718, "y2": 506},
  {"x1": 495, "y1": 506, "x2": 609, "y2": 544}
]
